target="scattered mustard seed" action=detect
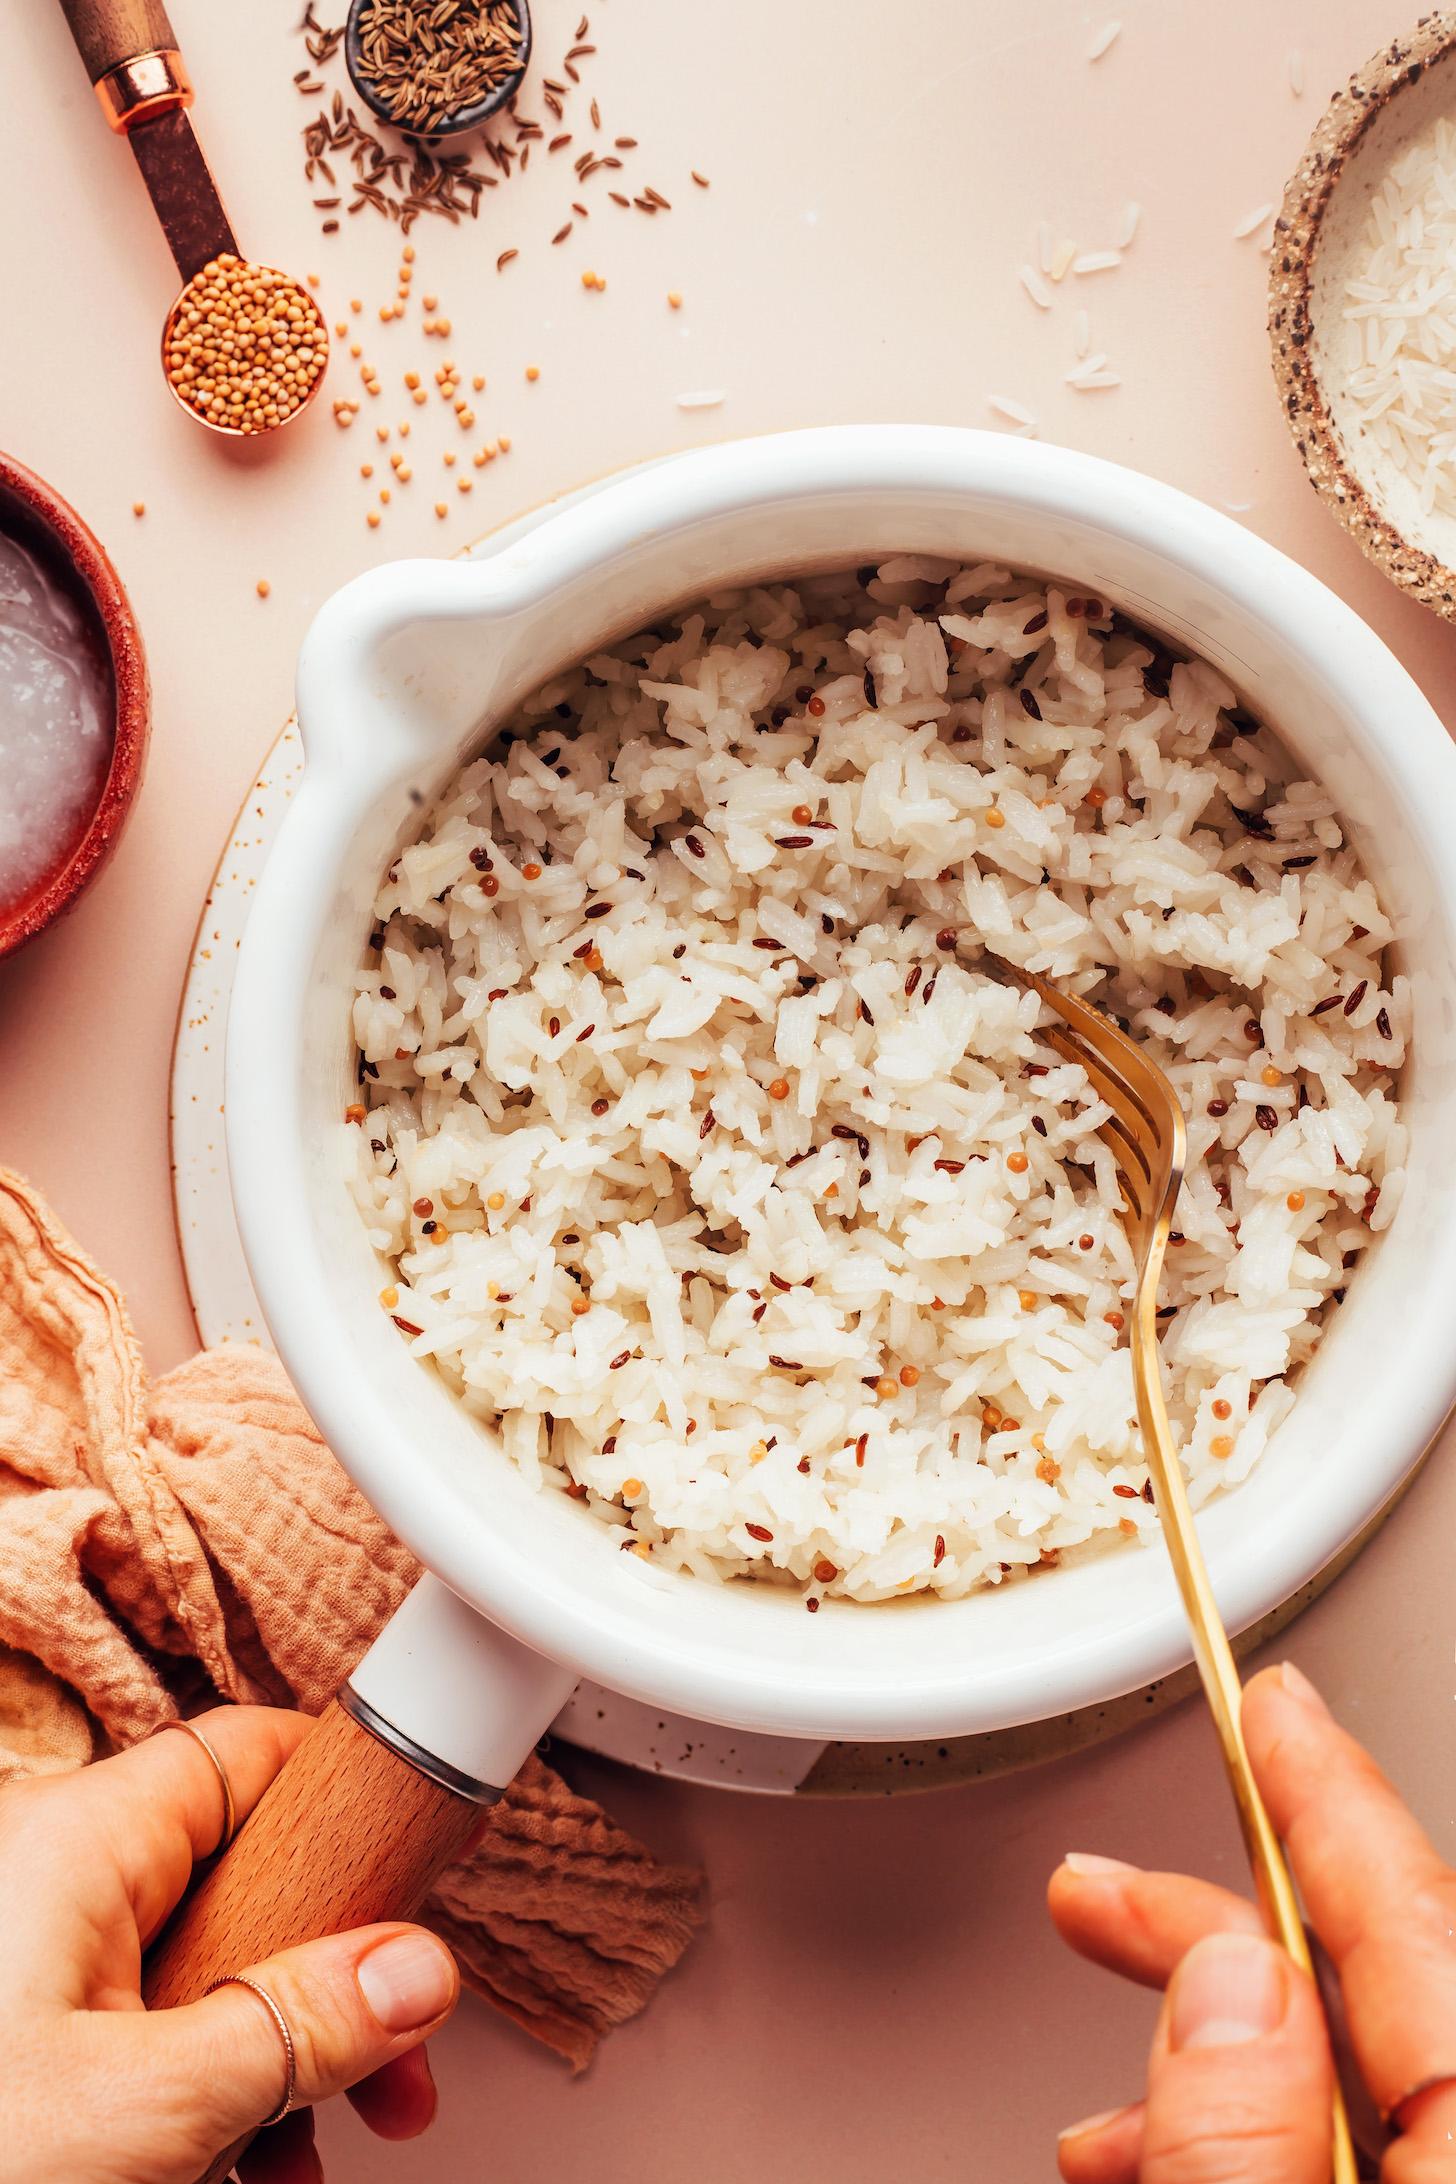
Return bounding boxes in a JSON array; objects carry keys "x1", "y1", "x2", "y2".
[
  {"x1": 525, "y1": 364, "x2": 540, "y2": 381},
  {"x1": 132, "y1": 501, "x2": 145, "y2": 517},
  {"x1": 256, "y1": 578, "x2": 271, "y2": 598}
]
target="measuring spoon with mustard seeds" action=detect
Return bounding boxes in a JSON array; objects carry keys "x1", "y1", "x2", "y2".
[
  {"x1": 56, "y1": 0, "x2": 329, "y2": 437},
  {"x1": 344, "y1": 0, "x2": 532, "y2": 139}
]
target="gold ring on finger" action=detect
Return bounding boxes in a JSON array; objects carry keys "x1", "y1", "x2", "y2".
[
  {"x1": 150, "y1": 1717, "x2": 238, "y2": 1855},
  {"x1": 206, "y1": 1975, "x2": 297, "y2": 2127}
]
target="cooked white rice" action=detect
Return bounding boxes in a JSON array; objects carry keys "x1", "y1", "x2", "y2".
[{"x1": 344, "y1": 561, "x2": 1406, "y2": 1604}]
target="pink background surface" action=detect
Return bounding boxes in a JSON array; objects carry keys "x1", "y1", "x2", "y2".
[{"x1": 3, "y1": 2, "x2": 1455, "y2": 2176}]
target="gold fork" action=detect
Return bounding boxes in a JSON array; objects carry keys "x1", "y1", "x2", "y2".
[{"x1": 1007, "y1": 963, "x2": 1357, "y2": 2184}]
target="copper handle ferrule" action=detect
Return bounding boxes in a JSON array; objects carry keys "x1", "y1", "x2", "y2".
[{"x1": 94, "y1": 47, "x2": 191, "y2": 131}]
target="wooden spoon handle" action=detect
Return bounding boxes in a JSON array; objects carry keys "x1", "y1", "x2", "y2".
[
  {"x1": 57, "y1": 0, "x2": 181, "y2": 85},
  {"x1": 142, "y1": 1699, "x2": 482, "y2": 2184}
]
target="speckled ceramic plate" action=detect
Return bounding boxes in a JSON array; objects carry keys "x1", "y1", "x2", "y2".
[{"x1": 170, "y1": 476, "x2": 1408, "y2": 1796}]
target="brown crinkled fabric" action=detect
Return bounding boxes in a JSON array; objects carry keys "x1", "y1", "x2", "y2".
[{"x1": 0, "y1": 1168, "x2": 704, "y2": 2069}]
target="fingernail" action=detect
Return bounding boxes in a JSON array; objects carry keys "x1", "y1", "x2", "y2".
[
  {"x1": 1278, "y1": 1659, "x2": 1328, "y2": 1712},
  {"x1": 1170, "y1": 1934, "x2": 1287, "y2": 2052},
  {"x1": 1063, "y1": 1851, "x2": 1137, "y2": 1878},
  {"x1": 1057, "y1": 2105, "x2": 1135, "y2": 2143},
  {"x1": 357, "y1": 1933, "x2": 456, "y2": 2034}
]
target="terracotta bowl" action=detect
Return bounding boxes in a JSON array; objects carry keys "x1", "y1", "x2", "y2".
[
  {"x1": 1269, "y1": 11, "x2": 1456, "y2": 617},
  {"x1": 0, "y1": 456, "x2": 150, "y2": 960}
]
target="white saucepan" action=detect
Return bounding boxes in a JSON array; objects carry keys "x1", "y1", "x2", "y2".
[{"x1": 144, "y1": 430, "x2": 1456, "y2": 2152}]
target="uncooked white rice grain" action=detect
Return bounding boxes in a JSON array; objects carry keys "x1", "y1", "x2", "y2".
[
  {"x1": 1064, "y1": 352, "x2": 1110, "y2": 385},
  {"x1": 1019, "y1": 263, "x2": 1054, "y2": 309},
  {"x1": 1073, "y1": 250, "x2": 1122, "y2": 275},
  {"x1": 1087, "y1": 19, "x2": 1121, "y2": 60},
  {"x1": 1288, "y1": 48, "x2": 1305, "y2": 96},
  {"x1": 1038, "y1": 219, "x2": 1056, "y2": 273},
  {"x1": 987, "y1": 393, "x2": 1037, "y2": 425},
  {"x1": 1233, "y1": 202, "x2": 1275, "y2": 240},
  {"x1": 1339, "y1": 115, "x2": 1456, "y2": 518},
  {"x1": 1074, "y1": 309, "x2": 1091, "y2": 358},
  {"x1": 1050, "y1": 238, "x2": 1076, "y2": 281},
  {"x1": 1116, "y1": 200, "x2": 1142, "y2": 248},
  {"x1": 676, "y1": 389, "x2": 726, "y2": 410}
]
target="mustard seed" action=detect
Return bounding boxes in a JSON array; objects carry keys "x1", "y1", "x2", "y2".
[{"x1": 163, "y1": 254, "x2": 327, "y2": 434}]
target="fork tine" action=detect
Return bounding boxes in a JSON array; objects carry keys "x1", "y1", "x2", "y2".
[
  {"x1": 1034, "y1": 988, "x2": 1165, "y2": 1135},
  {"x1": 1040, "y1": 1026, "x2": 1158, "y2": 1191}
]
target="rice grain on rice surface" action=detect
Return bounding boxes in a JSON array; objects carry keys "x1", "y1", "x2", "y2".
[{"x1": 345, "y1": 560, "x2": 1406, "y2": 1603}]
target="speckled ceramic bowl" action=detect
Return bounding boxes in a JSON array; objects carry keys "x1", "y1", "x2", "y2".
[
  {"x1": 0, "y1": 456, "x2": 150, "y2": 960},
  {"x1": 1270, "y1": 10, "x2": 1456, "y2": 618}
]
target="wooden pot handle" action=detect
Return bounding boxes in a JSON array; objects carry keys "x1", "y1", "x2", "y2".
[
  {"x1": 142, "y1": 1699, "x2": 482, "y2": 2184},
  {"x1": 56, "y1": 0, "x2": 182, "y2": 85}
]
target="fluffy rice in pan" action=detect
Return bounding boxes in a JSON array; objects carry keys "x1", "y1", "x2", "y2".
[{"x1": 345, "y1": 559, "x2": 1406, "y2": 1604}]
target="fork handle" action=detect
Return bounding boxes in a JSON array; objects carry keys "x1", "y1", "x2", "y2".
[{"x1": 1131, "y1": 1299, "x2": 1358, "y2": 2184}]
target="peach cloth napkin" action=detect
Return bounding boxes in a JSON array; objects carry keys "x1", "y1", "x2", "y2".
[{"x1": 0, "y1": 1168, "x2": 704, "y2": 2068}]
